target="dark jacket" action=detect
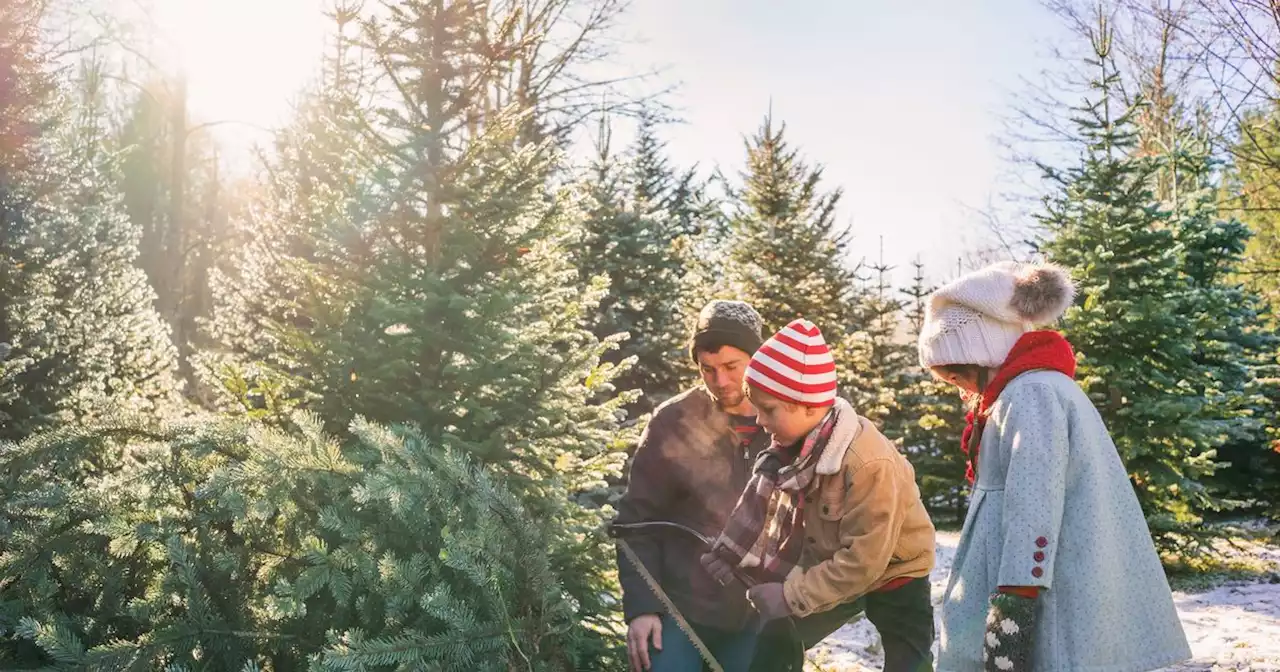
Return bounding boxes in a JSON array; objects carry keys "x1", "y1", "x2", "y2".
[{"x1": 613, "y1": 386, "x2": 772, "y2": 630}]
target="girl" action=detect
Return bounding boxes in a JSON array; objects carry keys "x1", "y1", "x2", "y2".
[{"x1": 918, "y1": 261, "x2": 1191, "y2": 672}]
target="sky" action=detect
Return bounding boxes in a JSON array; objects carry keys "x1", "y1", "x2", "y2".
[{"x1": 138, "y1": 0, "x2": 1075, "y2": 287}]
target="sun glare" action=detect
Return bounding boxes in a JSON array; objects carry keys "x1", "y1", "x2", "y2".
[{"x1": 144, "y1": 0, "x2": 328, "y2": 166}]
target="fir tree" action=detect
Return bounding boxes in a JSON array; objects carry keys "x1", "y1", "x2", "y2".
[
  {"x1": 1, "y1": 26, "x2": 180, "y2": 440},
  {"x1": 1037, "y1": 24, "x2": 1221, "y2": 545},
  {"x1": 571, "y1": 113, "x2": 699, "y2": 412},
  {"x1": 1228, "y1": 103, "x2": 1280, "y2": 318},
  {"x1": 0, "y1": 412, "x2": 624, "y2": 670},
  {"x1": 198, "y1": 5, "x2": 632, "y2": 647},
  {"x1": 859, "y1": 242, "x2": 910, "y2": 425},
  {"x1": 723, "y1": 113, "x2": 875, "y2": 406},
  {"x1": 896, "y1": 260, "x2": 968, "y2": 521},
  {"x1": 1163, "y1": 129, "x2": 1280, "y2": 519}
]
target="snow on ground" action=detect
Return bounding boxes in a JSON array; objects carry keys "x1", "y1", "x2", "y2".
[{"x1": 813, "y1": 531, "x2": 1280, "y2": 671}]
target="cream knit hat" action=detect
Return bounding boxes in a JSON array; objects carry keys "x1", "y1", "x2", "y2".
[{"x1": 918, "y1": 261, "x2": 1076, "y2": 369}]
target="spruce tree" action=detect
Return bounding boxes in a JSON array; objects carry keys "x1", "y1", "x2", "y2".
[
  {"x1": 1229, "y1": 106, "x2": 1280, "y2": 317},
  {"x1": 0, "y1": 413, "x2": 623, "y2": 670},
  {"x1": 858, "y1": 244, "x2": 910, "y2": 425},
  {"x1": 1, "y1": 22, "x2": 180, "y2": 440},
  {"x1": 723, "y1": 113, "x2": 876, "y2": 407},
  {"x1": 198, "y1": 5, "x2": 631, "y2": 647},
  {"x1": 896, "y1": 260, "x2": 968, "y2": 521},
  {"x1": 1037, "y1": 25, "x2": 1221, "y2": 545},
  {"x1": 1163, "y1": 130, "x2": 1280, "y2": 519},
  {"x1": 571, "y1": 113, "x2": 699, "y2": 412}
]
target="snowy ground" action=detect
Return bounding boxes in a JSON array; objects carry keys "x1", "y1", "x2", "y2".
[{"x1": 813, "y1": 531, "x2": 1280, "y2": 671}]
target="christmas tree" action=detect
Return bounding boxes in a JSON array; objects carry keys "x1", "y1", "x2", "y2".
[
  {"x1": 1162, "y1": 129, "x2": 1280, "y2": 520},
  {"x1": 1, "y1": 24, "x2": 181, "y2": 441},
  {"x1": 858, "y1": 245, "x2": 910, "y2": 425},
  {"x1": 895, "y1": 260, "x2": 969, "y2": 520},
  {"x1": 571, "y1": 113, "x2": 702, "y2": 412},
  {"x1": 722, "y1": 113, "x2": 875, "y2": 406},
  {"x1": 197, "y1": 5, "x2": 632, "y2": 652},
  {"x1": 1037, "y1": 25, "x2": 1222, "y2": 545},
  {"x1": 0, "y1": 413, "x2": 624, "y2": 670}
]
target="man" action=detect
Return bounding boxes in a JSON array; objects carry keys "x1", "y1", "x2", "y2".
[{"x1": 613, "y1": 300, "x2": 772, "y2": 672}]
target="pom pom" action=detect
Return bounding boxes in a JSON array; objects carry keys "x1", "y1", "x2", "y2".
[{"x1": 1010, "y1": 264, "x2": 1075, "y2": 324}]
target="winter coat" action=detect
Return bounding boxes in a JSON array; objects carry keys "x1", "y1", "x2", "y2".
[
  {"x1": 613, "y1": 386, "x2": 772, "y2": 630},
  {"x1": 937, "y1": 370, "x2": 1192, "y2": 672},
  {"x1": 781, "y1": 403, "x2": 936, "y2": 618}
]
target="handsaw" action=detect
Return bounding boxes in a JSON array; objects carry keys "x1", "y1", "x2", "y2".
[
  {"x1": 610, "y1": 522, "x2": 827, "y2": 672},
  {"x1": 614, "y1": 531, "x2": 727, "y2": 672}
]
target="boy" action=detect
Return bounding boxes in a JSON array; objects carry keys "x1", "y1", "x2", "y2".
[{"x1": 701, "y1": 318, "x2": 937, "y2": 672}]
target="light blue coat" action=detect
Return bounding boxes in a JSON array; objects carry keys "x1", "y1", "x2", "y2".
[{"x1": 937, "y1": 370, "x2": 1192, "y2": 672}]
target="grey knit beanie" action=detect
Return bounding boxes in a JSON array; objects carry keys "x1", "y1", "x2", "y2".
[{"x1": 689, "y1": 300, "x2": 765, "y2": 363}]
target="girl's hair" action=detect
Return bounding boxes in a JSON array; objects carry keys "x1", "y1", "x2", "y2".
[
  {"x1": 929, "y1": 363, "x2": 985, "y2": 386},
  {"x1": 930, "y1": 363, "x2": 991, "y2": 474}
]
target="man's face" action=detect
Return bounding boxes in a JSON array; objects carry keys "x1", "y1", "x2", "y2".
[{"x1": 696, "y1": 346, "x2": 751, "y2": 410}]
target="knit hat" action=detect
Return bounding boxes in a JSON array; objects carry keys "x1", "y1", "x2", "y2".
[
  {"x1": 689, "y1": 300, "x2": 765, "y2": 363},
  {"x1": 745, "y1": 318, "x2": 838, "y2": 407},
  {"x1": 918, "y1": 261, "x2": 1076, "y2": 369}
]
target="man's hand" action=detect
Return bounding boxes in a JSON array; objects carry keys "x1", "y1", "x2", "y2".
[
  {"x1": 626, "y1": 614, "x2": 663, "y2": 671},
  {"x1": 746, "y1": 582, "x2": 791, "y2": 621},
  {"x1": 699, "y1": 551, "x2": 736, "y2": 586}
]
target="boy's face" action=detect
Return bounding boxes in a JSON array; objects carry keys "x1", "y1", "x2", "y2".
[{"x1": 750, "y1": 389, "x2": 824, "y2": 445}]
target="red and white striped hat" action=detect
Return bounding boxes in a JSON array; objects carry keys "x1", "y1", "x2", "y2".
[{"x1": 745, "y1": 318, "x2": 838, "y2": 407}]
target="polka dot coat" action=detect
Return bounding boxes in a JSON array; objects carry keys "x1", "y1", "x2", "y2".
[{"x1": 936, "y1": 371, "x2": 1192, "y2": 672}]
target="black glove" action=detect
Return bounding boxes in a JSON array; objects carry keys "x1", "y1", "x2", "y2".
[
  {"x1": 983, "y1": 591, "x2": 1039, "y2": 672},
  {"x1": 699, "y1": 551, "x2": 737, "y2": 586}
]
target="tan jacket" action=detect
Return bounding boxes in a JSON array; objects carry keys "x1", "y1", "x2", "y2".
[{"x1": 782, "y1": 413, "x2": 936, "y2": 618}]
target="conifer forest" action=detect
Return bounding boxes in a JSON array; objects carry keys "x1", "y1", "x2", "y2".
[{"x1": 2, "y1": 0, "x2": 1280, "y2": 669}]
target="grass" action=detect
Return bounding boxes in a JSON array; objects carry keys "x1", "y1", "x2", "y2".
[{"x1": 1161, "y1": 524, "x2": 1280, "y2": 593}]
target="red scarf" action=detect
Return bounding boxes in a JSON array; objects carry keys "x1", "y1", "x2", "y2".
[{"x1": 960, "y1": 331, "x2": 1077, "y2": 484}]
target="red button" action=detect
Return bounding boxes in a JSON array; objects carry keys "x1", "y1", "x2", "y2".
[
  {"x1": 1032, "y1": 566, "x2": 1044, "y2": 578},
  {"x1": 1036, "y1": 537, "x2": 1048, "y2": 548},
  {"x1": 1034, "y1": 551, "x2": 1045, "y2": 562}
]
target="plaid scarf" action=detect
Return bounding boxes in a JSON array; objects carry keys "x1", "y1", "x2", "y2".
[{"x1": 709, "y1": 404, "x2": 842, "y2": 584}]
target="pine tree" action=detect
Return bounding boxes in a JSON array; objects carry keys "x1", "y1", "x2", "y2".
[
  {"x1": 0, "y1": 412, "x2": 624, "y2": 670},
  {"x1": 895, "y1": 260, "x2": 968, "y2": 521},
  {"x1": 723, "y1": 113, "x2": 876, "y2": 406},
  {"x1": 198, "y1": 5, "x2": 632, "y2": 647},
  {"x1": 1162, "y1": 129, "x2": 1280, "y2": 519},
  {"x1": 201, "y1": 16, "x2": 631, "y2": 491},
  {"x1": 114, "y1": 74, "x2": 235, "y2": 394},
  {"x1": 570, "y1": 113, "x2": 699, "y2": 412},
  {"x1": 1229, "y1": 103, "x2": 1280, "y2": 318},
  {"x1": 859, "y1": 242, "x2": 910, "y2": 425},
  {"x1": 1037, "y1": 24, "x2": 1222, "y2": 546},
  {"x1": 1, "y1": 21, "x2": 181, "y2": 440}
]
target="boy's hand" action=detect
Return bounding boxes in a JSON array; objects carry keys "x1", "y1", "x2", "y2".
[
  {"x1": 746, "y1": 582, "x2": 791, "y2": 621},
  {"x1": 699, "y1": 552, "x2": 736, "y2": 586}
]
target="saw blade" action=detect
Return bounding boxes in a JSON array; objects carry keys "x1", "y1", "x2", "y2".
[{"x1": 617, "y1": 536, "x2": 725, "y2": 672}]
